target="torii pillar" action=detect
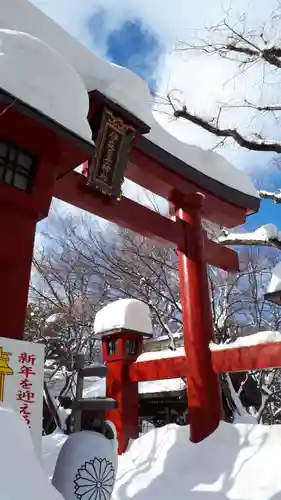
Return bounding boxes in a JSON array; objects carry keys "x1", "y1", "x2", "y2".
[{"x1": 175, "y1": 193, "x2": 222, "y2": 442}]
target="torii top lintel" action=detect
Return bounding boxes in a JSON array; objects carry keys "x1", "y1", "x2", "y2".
[{"x1": 1, "y1": 0, "x2": 260, "y2": 228}]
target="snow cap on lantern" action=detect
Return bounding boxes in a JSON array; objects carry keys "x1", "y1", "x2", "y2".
[
  {"x1": 94, "y1": 299, "x2": 153, "y2": 361},
  {"x1": 0, "y1": 29, "x2": 93, "y2": 142},
  {"x1": 94, "y1": 298, "x2": 153, "y2": 335},
  {"x1": 0, "y1": 406, "x2": 64, "y2": 500},
  {"x1": 265, "y1": 262, "x2": 281, "y2": 305}
]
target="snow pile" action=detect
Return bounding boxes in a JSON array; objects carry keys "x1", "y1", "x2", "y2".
[
  {"x1": 267, "y1": 262, "x2": 281, "y2": 294},
  {"x1": 0, "y1": 0, "x2": 259, "y2": 201},
  {"x1": 0, "y1": 406, "x2": 64, "y2": 500},
  {"x1": 210, "y1": 330, "x2": 281, "y2": 351},
  {"x1": 0, "y1": 29, "x2": 93, "y2": 142},
  {"x1": 43, "y1": 422, "x2": 281, "y2": 499},
  {"x1": 94, "y1": 299, "x2": 152, "y2": 335}
]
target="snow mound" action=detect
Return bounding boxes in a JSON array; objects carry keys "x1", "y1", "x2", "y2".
[
  {"x1": 0, "y1": 29, "x2": 93, "y2": 142},
  {"x1": 0, "y1": 406, "x2": 64, "y2": 500},
  {"x1": 113, "y1": 422, "x2": 281, "y2": 500},
  {"x1": 43, "y1": 422, "x2": 281, "y2": 500},
  {"x1": 94, "y1": 299, "x2": 152, "y2": 335},
  {"x1": 210, "y1": 330, "x2": 281, "y2": 351},
  {"x1": 267, "y1": 262, "x2": 281, "y2": 294}
]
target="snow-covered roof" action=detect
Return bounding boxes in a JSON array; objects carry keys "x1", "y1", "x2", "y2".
[
  {"x1": 137, "y1": 347, "x2": 185, "y2": 362},
  {"x1": 1, "y1": 0, "x2": 259, "y2": 204},
  {"x1": 144, "y1": 123, "x2": 258, "y2": 199},
  {"x1": 94, "y1": 299, "x2": 153, "y2": 335},
  {"x1": 0, "y1": 29, "x2": 93, "y2": 143},
  {"x1": 267, "y1": 262, "x2": 281, "y2": 294},
  {"x1": 210, "y1": 330, "x2": 281, "y2": 351},
  {"x1": 147, "y1": 332, "x2": 183, "y2": 343},
  {"x1": 82, "y1": 376, "x2": 185, "y2": 397}
]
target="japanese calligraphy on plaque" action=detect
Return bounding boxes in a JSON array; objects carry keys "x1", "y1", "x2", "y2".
[
  {"x1": 0, "y1": 337, "x2": 44, "y2": 456},
  {"x1": 87, "y1": 108, "x2": 136, "y2": 198}
]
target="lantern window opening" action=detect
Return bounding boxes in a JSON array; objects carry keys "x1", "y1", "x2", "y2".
[
  {"x1": 0, "y1": 138, "x2": 37, "y2": 193},
  {"x1": 106, "y1": 338, "x2": 117, "y2": 356},
  {"x1": 126, "y1": 339, "x2": 138, "y2": 356}
]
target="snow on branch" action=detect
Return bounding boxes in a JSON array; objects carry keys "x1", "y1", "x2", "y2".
[
  {"x1": 171, "y1": 103, "x2": 281, "y2": 153},
  {"x1": 218, "y1": 224, "x2": 281, "y2": 250},
  {"x1": 258, "y1": 190, "x2": 281, "y2": 204}
]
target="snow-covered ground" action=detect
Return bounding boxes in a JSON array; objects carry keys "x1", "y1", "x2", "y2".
[{"x1": 43, "y1": 421, "x2": 281, "y2": 500}]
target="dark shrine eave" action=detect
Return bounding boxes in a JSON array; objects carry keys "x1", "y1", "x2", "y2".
[
  {"x1": 0, "y1": 87, "x2": 95, "y2": 178},
  {"x1": 134, "y1": 134, "x2": 260, "y2": 217}
]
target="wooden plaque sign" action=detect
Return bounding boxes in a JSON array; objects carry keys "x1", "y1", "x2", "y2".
[{"x1": 87, "y1": 108, "x2": 136, "y2": 198}]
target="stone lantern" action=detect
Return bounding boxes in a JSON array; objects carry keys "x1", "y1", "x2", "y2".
[
  {"x1": 264, "y1": 262, "x2": 281, "y2": 305},
  {"x1": 0, "y1": 30, "x2": 95, "y2": 341},
  {"x1": 94, "y1": 299, "x2": 153, "y2": 453}
]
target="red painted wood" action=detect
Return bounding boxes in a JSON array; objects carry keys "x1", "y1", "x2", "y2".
[
  {"x1": 129, "y1": 342, "x2": 281, "y2": 381},
  {"x1": 176, "y1": 194, "x2": 222, "y2": 442},
  {"x1": 0, "y1": 202, "x2": 36, "y2": 340},
  {"x1": 54, "y1": 172, "x2": 239, "y2": 272},
  {"x1": 105, "y1": 360, "x2": 139, "y2": 454},
  {"x1": 103, "y1": 335, "x2": 142, "y2": 455},
  {"x1": 129, "y1": 357, "x2": 186, "y2": 381},
  {"x1": 0, "y1": 103, "x2": 94, "y2": 180},
  {"x1": 0, "y1": 103, "x2": 92, "y2": 341},
  {"x1": 211, "y1": 343, "x2": 281, "y2": 373},
  {"x1": 128, "y1": 150, "x2": 247, "y2": 227},
  {"x1": 204, "y1": 236, "x2": 238, "y2": 272}
]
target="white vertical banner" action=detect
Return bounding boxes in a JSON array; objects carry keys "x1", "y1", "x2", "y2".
[{"x1": 0, "y1": 337, "x2": 45, "y2": 457}]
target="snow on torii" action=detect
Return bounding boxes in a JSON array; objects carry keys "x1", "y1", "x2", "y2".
[{"x1": 0, "y1": 0, "x2": 259, "y2": 209}]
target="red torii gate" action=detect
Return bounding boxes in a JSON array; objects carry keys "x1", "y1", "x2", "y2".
[
  {"x1": 97, "y1": 307, "x2": 281, "y2": 454},
  {"x1": 0, "y1": 0, "x2": 260, "y2": 446}
]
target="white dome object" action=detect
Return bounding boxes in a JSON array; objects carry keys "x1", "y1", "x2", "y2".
[
  {"x1": 94, "y1": 299, "x2": 153, "y2": 335},
  {"x1": 52, "y1": 431, "x2": 118, "y2": 500},
  {"x1": 0, "y1": 406, "x2": 64, "y2": 500},
  {"x1": 267, "y1": 262, "x2": 281, "y2": 294},
  {"x1": 0, "y1": 29, "x2": 93, "y2": 142}
]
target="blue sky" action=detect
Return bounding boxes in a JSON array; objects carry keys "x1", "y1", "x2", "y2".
[{"x1": 31, "y1": 0, "x2": 281, "y2": 232}]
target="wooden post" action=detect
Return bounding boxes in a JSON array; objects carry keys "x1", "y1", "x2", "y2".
[
  {"x1": 0, "y1": 206, "x2": 37, "y2": 340},
  {"x1": 102, "y1": 332, "x2": 143, "y2": 454},
  {"x1": 176, "y1": 193, "x2": 222, "y2": 442}
]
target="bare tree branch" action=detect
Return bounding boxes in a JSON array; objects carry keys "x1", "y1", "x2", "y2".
[{"x1": 171, "y1": 100, "x2": 281, "y2": 153}]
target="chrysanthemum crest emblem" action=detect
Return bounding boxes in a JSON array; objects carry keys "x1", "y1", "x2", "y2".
[{"x1": 74, "y1": 457, "x2": 115, "y2": 500}]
